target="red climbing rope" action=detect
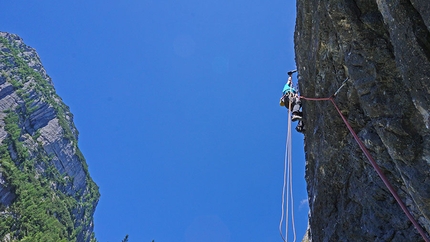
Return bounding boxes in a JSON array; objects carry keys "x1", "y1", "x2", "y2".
[{"x1": 300, "y1": 94, "x2": 430, "y2": 242}]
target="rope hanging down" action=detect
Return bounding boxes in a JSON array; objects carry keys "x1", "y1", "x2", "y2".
[
  {"x1": 300, "y1": 78, "x2": 430, "y2": 242},
  {"x1": 279, "y1": 99, "x2": 297, "y2": 242}
]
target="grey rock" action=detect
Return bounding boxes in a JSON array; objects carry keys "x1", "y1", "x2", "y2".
[
  {"x1": 0, "y1": 173, "x2": 15, "y2": 207},
  {"x1": 295, "y1": 0, "x2": 430, "y2": 241},
  {"x1": 0, "y1": 32, "x2": 99, "y2": 241}
]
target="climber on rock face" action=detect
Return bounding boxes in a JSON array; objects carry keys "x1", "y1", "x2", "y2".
[
  {"x1": 281, "y1": 70, "x2": 302, "y2": 120},
  {"x1": 280, "y1": 70, "x2": 305, "y2": 133}
]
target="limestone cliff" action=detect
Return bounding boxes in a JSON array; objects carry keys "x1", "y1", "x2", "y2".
[
  {"x1": 295, "y1": 0, "x2": 430, "y2": 241},
  {"x1": 0, "y1": 32, "x2": 99, "y2": 241}
]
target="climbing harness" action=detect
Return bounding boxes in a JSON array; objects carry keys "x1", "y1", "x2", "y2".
[
  {"x1": 300, "y1": 77, "x2": 430, "y2": 242},
  {"x1": 279, "y1": 99, "x2": 297, "y2": 242},
  {"x1": 280, "y1": 92, "x2": 295, "y2": 108}
]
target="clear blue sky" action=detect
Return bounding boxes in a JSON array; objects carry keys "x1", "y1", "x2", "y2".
[{"x1": 1, "y1": 1, "x2": 308, "y2": 241}]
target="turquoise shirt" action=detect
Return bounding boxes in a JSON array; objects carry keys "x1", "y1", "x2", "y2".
[{"x1": 283, "y1": 83, "x2": 296, "y2": 95}]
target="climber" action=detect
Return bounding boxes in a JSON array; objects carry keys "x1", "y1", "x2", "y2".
[
  {"x1": 280, "y1": 70, "x2": 305, "y2": 133},
  {"x1": 280, "y1": 70, "x2": 302, "y2": 119}
]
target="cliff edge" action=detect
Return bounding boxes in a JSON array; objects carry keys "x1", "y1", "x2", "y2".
[
  {"x1": 0, "y1": 32, "x2": 99, "y2": 241},
  {"x1": 295, "y1": 0, "x2": 430, "y2": 241}
]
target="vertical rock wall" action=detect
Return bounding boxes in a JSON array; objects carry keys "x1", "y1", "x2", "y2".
[{"x1": 295, "y1": 0, "x2": 430, "y2": 241}]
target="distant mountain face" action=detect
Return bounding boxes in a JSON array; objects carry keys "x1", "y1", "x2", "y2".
[
  {"x1": 294, "y1": 0, "x2": 430, "y2": 241},
  {"x1": 0, "y1": 32, "x2": 99, "y2": 242}
]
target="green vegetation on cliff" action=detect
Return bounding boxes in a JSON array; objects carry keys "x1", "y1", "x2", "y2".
[
  {"x1": 0, "y1": 35, "x2": 99, "y2": 241},
  {"x1": 0, "y1": 112, "x2": 75, "y2": 241}
]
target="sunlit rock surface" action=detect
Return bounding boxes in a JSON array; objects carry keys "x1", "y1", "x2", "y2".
[{"x1": 0, "y1": 32, "x2": 99, "y2": 242}]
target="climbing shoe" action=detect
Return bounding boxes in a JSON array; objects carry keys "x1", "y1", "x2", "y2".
[
  {"x1": 296, "y1": 125, "x2": 305, "y2": 133},
  {"x1": 292, "y1": 114, "x2": 302, "y2": 121}
]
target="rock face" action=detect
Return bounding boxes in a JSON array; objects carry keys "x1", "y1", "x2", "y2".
[
  {"x1": 295, "y1": 0, "x2": 430, "y2": 241},
  {"x1": 0, "y1": 32, "x2": 99, "y2": 241}
]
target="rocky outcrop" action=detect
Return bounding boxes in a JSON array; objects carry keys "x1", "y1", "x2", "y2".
[
  {"x1": 0, "y1": 32, "x2": 99, "y2": 242},
  {"x1": 295, "y1": 0, "x2": 430, "y2": 241}
]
